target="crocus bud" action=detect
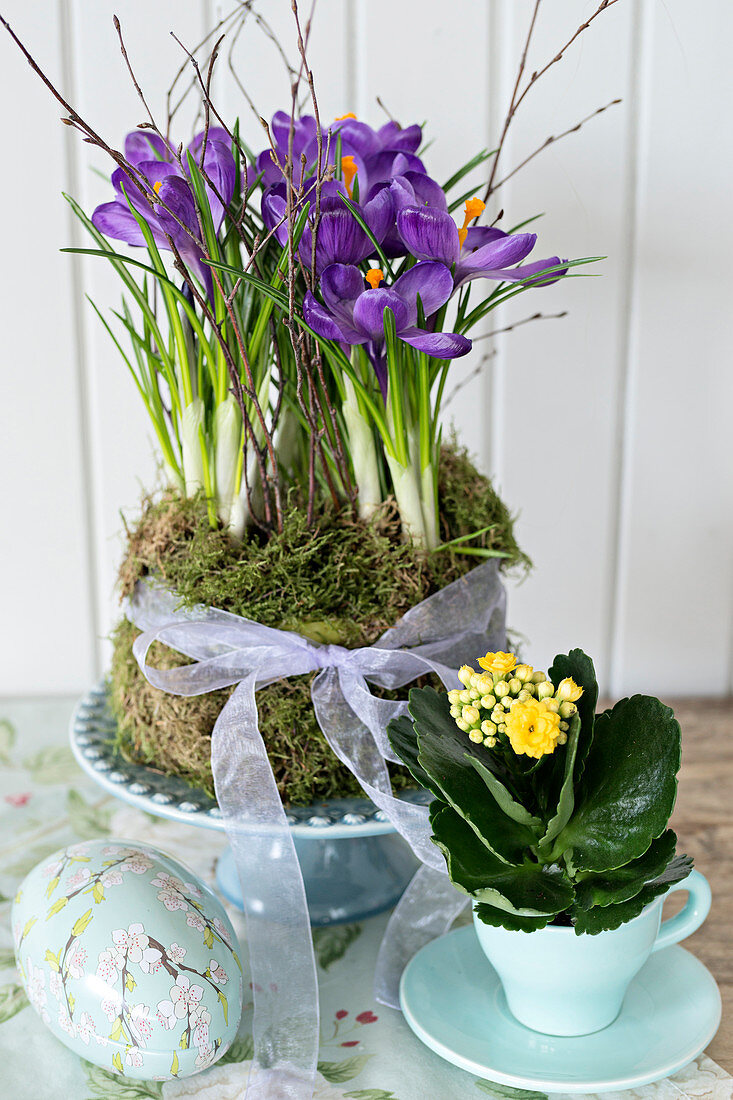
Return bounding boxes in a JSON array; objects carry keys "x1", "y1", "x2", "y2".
[
  {"x1": 559, "y1": 701, "x2": 577, "y2": 719},
  {"x1": 495, "y1": 681, "x2": 510, "y2": 699},
  {"x1": 536, "y1": 681, "x2": 554, "y2": 701},
  {"x1": 458, "y1": 665, "x2": 475, "y2": 687}
]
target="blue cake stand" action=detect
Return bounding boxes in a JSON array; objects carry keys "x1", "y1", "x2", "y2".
[{"x1": 69, "y1": 684, "x2": 422, "y2": 925}]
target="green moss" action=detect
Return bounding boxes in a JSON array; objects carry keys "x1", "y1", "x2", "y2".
[{"x1": 110, "y1": 443, "x2": 527, "y2": 805}]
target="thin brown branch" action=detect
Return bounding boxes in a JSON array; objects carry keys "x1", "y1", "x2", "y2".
[
  {"x1": 471, "y1": 310, "x2": 568, "y2": 343},
  {"x1": 483, "y1": 0, "x2": 621, "y2": 202},
  {"x1": 493, "y1": 98, "x2": 621, "y2": 191}
]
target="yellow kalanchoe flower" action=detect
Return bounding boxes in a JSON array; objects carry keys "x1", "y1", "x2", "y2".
[
  {"x1": 557, "y1": 677, "x2": 584, "y2": 703},
  {"x1": 505, "y1": 698, "x2": 562, "y2": 759},
  {"x1": 477, "y1": 651, "x2": 516, "y2": 676}
]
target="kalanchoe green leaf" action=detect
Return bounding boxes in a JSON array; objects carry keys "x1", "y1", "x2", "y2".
[
  {"x1": 431, "y1": 804, "x2": 574, "y2": 916},
  {"x1": 536, "y1": 712, "x2": 581, "y2": 858},
  {"x1": 468, "y1": 755, "x2": 542, "y2": 831},
  {"x1": 573, "y1": 829, "x2": 678, "y2": 910},
  {"x1": 473, "y1": 902, "x2": 551, "y2": 933},
  {"x1": 387, "y1": 714, "x2": 434, "y2": 791},
  {"x1": 572, "y1": 854, "x2": 693, "y2": 935},
  {"x1": 556, "y1": 695, "x2": 681, "y2": 873},
  {"x1": 546, "y1": 648, "x2": 599, "y2": 794},
  {"x1": 409, "y1": 687, "x2": 538, "y2": 864}
]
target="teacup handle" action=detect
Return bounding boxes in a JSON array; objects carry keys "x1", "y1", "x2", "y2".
[{"x1": 651, "y1": 869, "x2": 711, "y2": 953}]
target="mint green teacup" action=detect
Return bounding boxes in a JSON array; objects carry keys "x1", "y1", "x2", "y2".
[{"x1": 473, "y1": 869, "x2": 711, "y2": 1036}]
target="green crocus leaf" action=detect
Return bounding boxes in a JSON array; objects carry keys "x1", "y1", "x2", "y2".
[
  {"x1": 572, "y1": 854, "x2": 693, "y2": 934},
  {"x1": 556, "y1": 695, "x2": 681, "y2": 873},
  {"x1": 431, "y1": 803, "x2": 573, "y2": 916},
  {"x1": 473, "y1": 901, "x2": 551, "y2": 933},
  {"x1": 409, "y1": 687, "x2": 538, "y2": 864},
  {"x1": 468, "y1": 755, "x2": 542, "y2": 830},
  {"x1": 573, "y1": 830, "x2": 678, "y2": 910},
  {"x1": 536, "y1": 712, "x2": 581, "y2": 856}
]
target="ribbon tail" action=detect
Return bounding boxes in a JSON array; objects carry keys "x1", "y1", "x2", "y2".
[
  {"x1": 211, "y1": 676, "x2": 319, "y2": 1100},
  {"x1": 374, "y1": 864, "x2": 469, "y2": 1009}
]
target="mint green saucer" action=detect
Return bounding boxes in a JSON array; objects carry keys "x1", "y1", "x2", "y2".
[{"x1": 399, "y1": 926, "x2": 721, "y2": 1094}]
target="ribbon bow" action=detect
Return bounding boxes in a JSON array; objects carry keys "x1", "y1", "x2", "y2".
[{"x1": 129, "y1": 559, "x2": 505, "y2": 1099}]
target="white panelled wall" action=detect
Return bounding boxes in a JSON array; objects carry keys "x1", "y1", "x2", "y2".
[{"x1": 1, "y1": 0, "x2": 731, "y2": 697}]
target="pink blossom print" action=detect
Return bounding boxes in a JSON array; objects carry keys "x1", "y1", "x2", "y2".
[
  {"x1": 167, "y1": 942, "x2": 186, "y2": 964},
  {"x1": 96, "y1": 947, "x2": 124, "y2": 984},
  {"x1": 128, "y1": 1003, "x2": 154, "y2": 1047},
  {"x1": 76, "y1": 1012, "x2": 97, "y2": 1045},
  {"x1": 5, "y1": 791, "x2": 32, "y2": 807},
  {"x1": 111, "y1": 923, "x2": 162, "y2": 973},
  {"x1": 101, "y1": 993, "x2": 122, "y2": 1022},
  {"x1": 66, "y1": 867, "x2": 92, "y2": 890},
  {"x1": 213, "y1": 917, "x2": 232, "y2": 948},
  {"x1": 67, "y1": 944, "x2": 87, "y2": 981},
  {"x1": 186, "y1": 912, "x2": 205, "y2": 932},
  {"x1": 125, "y1": 1048, "x2": 144, "y2": 1069},
  {"x1": 208, "y1": 959, "x2": 228, "y2": 985},
  {"x1": 169, "y1": 974, "x2": 204, "y2": 1019},
  {"x1": 121, "y1": 853, "x2": 153, "y2": 875}
]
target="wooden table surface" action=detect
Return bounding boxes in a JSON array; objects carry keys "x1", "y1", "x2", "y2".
[{"x1": 657, "y1": 698, "x2": 733, "y2": 1072}]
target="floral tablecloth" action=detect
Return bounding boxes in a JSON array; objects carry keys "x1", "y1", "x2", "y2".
[{"x1": 0, "y1": 697, "x2": 730, "y2": 1100}]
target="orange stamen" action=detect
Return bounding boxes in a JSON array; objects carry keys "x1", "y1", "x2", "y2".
[
  {"x1": 341, "y1": 155, "x2": 358, "y2": 199},
  {"x1": 457, "y1": 196, "x2": 486, "y2": 248},
  {"x1": 153, "y1": 180, "x2": 163, "y2": 195},
  {"x1": 335, "y1": 112, "x2": 357, "y2": 121},
  {"x1": 365, "y1": 268, "x2": 384, "y2": 289}
]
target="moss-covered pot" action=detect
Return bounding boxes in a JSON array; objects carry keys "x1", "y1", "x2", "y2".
[{"x1": 109, "y1": 445, "x2": 526, "y2": 808}]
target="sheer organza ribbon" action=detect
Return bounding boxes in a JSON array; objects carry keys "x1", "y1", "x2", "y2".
[{"x1": 128, "y1": 559, "x2": 506, "y2": 1099}]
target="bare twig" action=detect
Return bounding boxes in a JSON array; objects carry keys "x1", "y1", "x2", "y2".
[
  {"x1": 483, "y1": 0, "x2": 621, "y2": 201},
  {"x1": 471, "y1": 310, "x2": 568, "y2": 343},
  {"x1": 492, "y1": 98, "x2": 621, "y2": 191}
]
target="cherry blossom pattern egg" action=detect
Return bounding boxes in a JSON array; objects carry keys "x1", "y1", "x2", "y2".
[{"x1": 12, "y1": 839, "x2": 242, "y2": 1081}]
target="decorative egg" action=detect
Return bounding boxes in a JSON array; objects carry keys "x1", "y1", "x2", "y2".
[{"x1": 12, "y1": 838, "x2": 243, "y2": 1081}]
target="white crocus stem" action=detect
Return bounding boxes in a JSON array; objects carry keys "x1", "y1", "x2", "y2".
[
  {"x1": 181, "y1": 398, "x2": 206, "y2": 496},
  {"x1": 343, "y1": 376, "x2": 383, "y2": 520},
  {"x1": 214, "y1": 395, "x2": 242, "y2": 535},
  {"x1": 386, "y1": 454, "x2": 429, "y2": 547},
  {"x1": 420, "y1": 460, "x2": 439, "y2": 550}
]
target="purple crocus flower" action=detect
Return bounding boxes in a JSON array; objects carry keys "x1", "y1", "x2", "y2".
[
  {"x1": 92, "y1": 128, "x2": 236, "y2": 296},
  {"x1": 396, "y1": 205, "x2": 566, "y2": 289},
  {"x1": 303, "y1": 262, "x2": 471, "y2": 397},
  {"x1": 256, "y1": 111, "x2": 319, "y2": 187},
  {"x1": 261, "y1": 180, "x2": 394, "y2": 273}
]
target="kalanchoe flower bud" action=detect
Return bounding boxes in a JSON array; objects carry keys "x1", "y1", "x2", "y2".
[
  {"x1": 458, "y1": 665, "x2": 475, "y2": 687},
  {"x1": 515, "y1": 664, "x2": 534, "y2": 682},
  {"x1": 481, "y1": 720, "x2": 497, "y2": 737},
  {"x1": 447, "y1": 689, "x2": 461, "y2": 705},
  {"x1": 455, "y1": 718, "x2": 469, "y2": 732},
  {"x1": 449, "y1": 705, "x2": 461, "y2": 719},
  {"x1": 459, "y1": 690, "x2": 472, "y2": 704},
  {"x1": 557, "y1": 732, "x2": 568, "y2": 745},
  {"x1": 469, "y1": 729, "x2": 483, "y2": 743},
  {"x1": 476, "y1": 674, "x2": 494, "y2": 696},
  {"x1": 495, "y1": 681, "x2": 510, "y2": 699},
  {"x1": 469, "y1": 687, "x2": 481, "y2": 701},
  {"x1": 536, "y1": 681, "x2": 554, "y2": 701},
  {"x1": 544, "y1": 698, "x2": 560, "y2": 713},
  {"x1": 462, "y1": 705, "x2": 480, "y2": 726},
  {"x1": 480, "y1": 694, "x2": 496, "y2": 710},
  {"x1": 557, "y1": 677, "x2": 583, "y2": 702},
  {"x1": 559, "y1": 700, "x2": 577, "y2": 719},
  {"x1": 485, "y1": 736, "x2": 498, "y2": 748},
  {"x1": 508, "y1": 677, "x2": 522, "y2": 694},
  {"x1": 531, "y1": 671, "x2": 547, "y2": 684},
  {"x1": 497, "y1": 723, "x2": 507, "y2": 733},
  {"x1": 559, "y1": 720, "x2": 569, "y2": 731}
]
